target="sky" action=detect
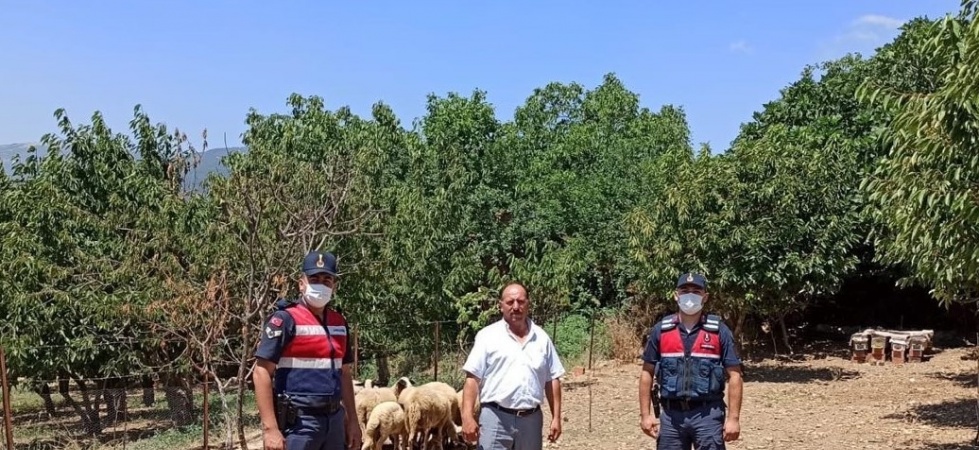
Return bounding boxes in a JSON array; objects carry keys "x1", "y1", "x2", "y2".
[{"x1": 0, "y1": 0, "x2": 963, "y2": 152}]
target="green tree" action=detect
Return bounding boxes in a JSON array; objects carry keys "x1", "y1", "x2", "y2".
[{"x1": 858, "y1": 2, "x2": 979, "y2": 305}]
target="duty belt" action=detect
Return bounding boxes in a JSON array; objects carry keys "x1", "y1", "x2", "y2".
[
  {"x1": 660, "y1": 398, "x2": 716, "y2": 411},
  {"x1": 296, "y1": 399, "x2": 343, "y2": 416},
  {"x1": 485, "y1": 402, "x2": 541, "y2": 417}
]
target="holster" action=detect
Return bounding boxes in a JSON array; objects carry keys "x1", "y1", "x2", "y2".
[
  {"x1": 651, "y1": 383, "x2": 661, "y2": 419},
  {"x1": 274, "y1": 393, "x2": 298, "y2": 430}
]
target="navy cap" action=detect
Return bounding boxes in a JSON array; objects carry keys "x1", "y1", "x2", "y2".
[
  {"x1": 302, "y1": 250, "x2": 338, "y2": 277},
  {"x1": 677, "y1": 272, "x2": 707, "y2": 289}
]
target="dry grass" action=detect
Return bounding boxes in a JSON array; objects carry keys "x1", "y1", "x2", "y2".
[{"x1": 605, "y1": 314, "x2": 642, "y2": 361}]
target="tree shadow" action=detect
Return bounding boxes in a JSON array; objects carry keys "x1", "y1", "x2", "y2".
[
  {"x1": 928, "y1": 371, "x2": 978, "y2": 388},
  {"x1": 744, "y1": 338, "x2": 854, "y2": 363},
  {"x1": 563, "y1": 378, "x2": 597, "y2": 392},
  {"x1": 912, "y1": 442, "x2": 979, "y2": 450},
  {"x1": 744, "y1": 364, "x2": 860, "y2": 383},
  {"x1": 883, "y1": 398, "x2": 978, "y2": 430}
]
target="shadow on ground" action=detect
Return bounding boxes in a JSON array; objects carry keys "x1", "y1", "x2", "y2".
[
  {"x1": 743, "y1": 364, "x2": 860, "y2": 383},
  {"x1": 909, "y1": 441, "x2": 979, "y2": 450},
  {"x1": 929, "y1": 370, "x2": 979, "y2": 388},
  {"x1": 883, "y1": 398, "x2": 979, "y2": 430}
]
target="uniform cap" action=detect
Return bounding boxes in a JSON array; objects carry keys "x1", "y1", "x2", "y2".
[
  {"x1": 677, "y1": 272, "x2": 707, "y2": 289},
  {"x1": 302, "y1": 251, "x2": 338, "y2": 277}
]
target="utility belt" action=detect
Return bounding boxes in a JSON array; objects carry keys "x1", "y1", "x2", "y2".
[
  {"x1": 274, "y1": 394, "x2": 343, "y2": 430},
  {"x1": 484, "y1": 402, "x2": 541, "y2": 417},
  {"x1": 659, "y1": 397, "x2": 721, "y2": 411}
]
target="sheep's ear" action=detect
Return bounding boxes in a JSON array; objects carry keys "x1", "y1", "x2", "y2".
[{"x1": 364, "y1": 379, "x2": 373, "y2": 389}]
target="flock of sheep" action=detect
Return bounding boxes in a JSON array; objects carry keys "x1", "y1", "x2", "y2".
[{"x1": 353, "y1": 377, "x2": 482, "y2": 450}]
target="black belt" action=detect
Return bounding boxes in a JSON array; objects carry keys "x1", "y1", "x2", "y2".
[
  {"x1": 485, "y1": 402, "x2": 541, "y2": 417},
  {"x1": 660, "y1": 398, "x2": 718, "y2": 411},
  {"x1": 296, "y1": 400, "x2": 342, "y2": 416}
]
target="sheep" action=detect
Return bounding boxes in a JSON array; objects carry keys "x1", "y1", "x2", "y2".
[
  {"x1": 355, "y1": 377, "x2": 408, "y2": 434},
  {"x1": 395, "y1": 380, "x2": 458, "y2": 450},
  {"x1": 453, "y1": 388, "x2": 480, "y2": 425},
  {"x1": 362, "y1": 400, "x2": 408, "y2": 450},
  {"x1": 353, "y1": 378, "x2": 371, "y2": 395}
]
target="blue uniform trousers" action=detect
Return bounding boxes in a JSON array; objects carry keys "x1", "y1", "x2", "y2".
[
  {"x1": 283, "y1": 408, "x2": 346, "y2": 450},
  {"x1": 657, "y1": 400, "x2": 726, "y2": 450}
]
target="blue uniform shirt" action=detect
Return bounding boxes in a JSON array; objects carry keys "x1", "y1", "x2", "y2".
[
  {"x1": 255, "y1": 299, "x2": 354, "y2": 366},
  {"x1": 642, "y1": 315, "x2": 742, "y2": 369}
]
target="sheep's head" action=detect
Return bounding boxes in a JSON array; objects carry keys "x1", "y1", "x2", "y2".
[{"x1": 394, "y1": 376, "x2": 413, "y2": 398}]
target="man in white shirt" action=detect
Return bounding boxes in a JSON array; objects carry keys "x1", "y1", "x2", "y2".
[{"x1": 460, "y1": 282, "x2": 566, "y2": 450}]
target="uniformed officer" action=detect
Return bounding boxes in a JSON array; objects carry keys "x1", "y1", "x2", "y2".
[
  {"x1": 252, "y1": 250, "x2": 362, "y2": 450},
  {"x1": 638, "y1": 272, "x2": 743, "y2": 450}
]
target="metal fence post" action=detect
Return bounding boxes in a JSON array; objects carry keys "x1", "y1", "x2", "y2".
[
  {"x1": 434, "y1": 322, "x2": 441, "y2": 381},
  {"x1": 0, "y1": 347, "x2": 14, "y2": 450}
]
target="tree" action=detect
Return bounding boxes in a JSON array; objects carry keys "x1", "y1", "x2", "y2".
[{"x1": 858, "y1": 2, "x2": 979, "y2": 305}]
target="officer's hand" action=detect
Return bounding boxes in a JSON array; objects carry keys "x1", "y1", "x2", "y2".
[
  {"x1": 461, "y1": 416, "x2": 480, "y2": 444},
  {"x1": 547, "y1": 416, "x2": 562, "y2": 442},
  {"x1": 263, "y1": 429, "x2": 285, "y2": 450},
  {"x1": 640, "y1": 414, "x2": 659, "y2": 438},
  {"x1": 345, "y1": 416, "x2": 363, "y2": 449},
  {"x1": 723, "y1": 417, "x2": 741, "y2": 442}
]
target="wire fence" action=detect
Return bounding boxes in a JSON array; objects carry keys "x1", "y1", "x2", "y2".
[{"x1": 0, "y1": 312, "x2": 609, "y2": 450}]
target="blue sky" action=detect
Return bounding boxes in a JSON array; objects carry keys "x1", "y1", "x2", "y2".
[{"x1": 0, "y1": 1, "x2": 962, "y2": 152}]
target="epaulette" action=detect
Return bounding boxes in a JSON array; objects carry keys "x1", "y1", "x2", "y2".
[
  {"x1": 660, "y1": 313, "x2": 679, "y2": 331},
  {"x1": 274, "y1": 298, "x2": 297, "y2": 311},
  {"x1": 703, "y1": 314, "x2": 722, "y2": 332}
]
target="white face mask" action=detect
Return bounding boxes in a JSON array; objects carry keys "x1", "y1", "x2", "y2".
[
  {"x1": 678, "y1": 293, "x2": 703, "y2": 315},
  {"x1": 304, "y1": 283, "x2": 333, "y2": 307}
]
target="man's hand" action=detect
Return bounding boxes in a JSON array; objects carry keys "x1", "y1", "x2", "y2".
[
  {"x1": 640, "y1": 414, "x2": 660, "y2": 438},
  {"x1": 263, "y1": 428, "x2": 285, "y2": 450},
  {"x1": 461, "y1": 416, "x2": 480, "y2": 444},
  {"x1": 723, "y1": 416, "x2": 740, "y2": 442},
  {"x1": 547, "y1": 416, "x2": 562, "y2": 442},
  {"x1": 346, "y1": 416, "x2": 362, "y2": 449}
]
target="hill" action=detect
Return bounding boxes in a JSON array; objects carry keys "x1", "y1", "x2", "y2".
[{"x1": 0, "y1": 142, "x2": 243, "y2": 190}]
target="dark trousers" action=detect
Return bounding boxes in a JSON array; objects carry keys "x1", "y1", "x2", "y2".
[
  {"x1": 657, "y1": 401, "x2": 726, "y2": 450},
  {"x1": 284, "y1": 408, "x2": 346, "y2": 450}
]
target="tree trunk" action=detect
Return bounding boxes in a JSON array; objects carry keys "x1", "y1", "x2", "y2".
[
  {"x1": 102, "y1": 377, "x2": 128, "y2": 424},
  {"x1": 728, "y1": 309, "x2": 747, "y2": 359},
  {"x1": 141, "y1": 375, "x2": 155, "y2": 407},
  {"x1": 60, "y1": 375, "x2": 102, "y2": 435},
  {"x1": 162, "y1": 372, "x2": 194, "y2": 427},
  {"x1": 779, "y1": 314, "x2": 794, "y2": 355},
  {"x1": 32, "y1": 381, "x2": 56, "y2": 419},
  {"x1": 237, "y1": 322, "x2": 251, "y2": 450},
  {"x1": 376, "y1": 355, "x2": 390, "y2": 387}
]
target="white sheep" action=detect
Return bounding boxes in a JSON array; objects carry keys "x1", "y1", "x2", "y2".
[
  {"x1": 362, "y1": 400, "x2": 408, "y2": 450},
  {"x1": 355, "y1": 377, "x2": 407, "y2": 433},
  {"x1": 395, "y1": 380, "x2": 458, "y2": 450},
  {"x1": 453, "y1": 388, "x2": 480, "y2": 425}
]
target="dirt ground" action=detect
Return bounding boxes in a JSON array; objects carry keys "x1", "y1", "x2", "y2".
[
  {"x1": 547, "y1": 342, "x2": 979, "y2": 450},
  {"x1": 243, "y1": 340, "x2": 979, "y2": 450}
]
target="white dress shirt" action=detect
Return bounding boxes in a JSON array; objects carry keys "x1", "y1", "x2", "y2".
[{"x1": 462, "y1": 318, "x2": 566, "y2": 410}]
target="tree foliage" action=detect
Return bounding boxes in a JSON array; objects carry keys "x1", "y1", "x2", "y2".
[{"x1": 1, "y1": 5, "x2": 976, "y2": 443}]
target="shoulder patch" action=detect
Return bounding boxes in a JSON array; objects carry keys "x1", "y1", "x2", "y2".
[
  {"x1": 703, "y1": 314, "x2": 721, "y2": 332},
  {"x1": 660, "y1": 314, "x2": 678, "y2": 331}
]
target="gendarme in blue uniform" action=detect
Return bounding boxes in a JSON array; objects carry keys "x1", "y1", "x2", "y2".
[
  {"x1": 255, "y1": 251, "x2": 354, "y2": 450},
  {"x1": 641, "y1": 273, "x2": 742, "y2": 450}
]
